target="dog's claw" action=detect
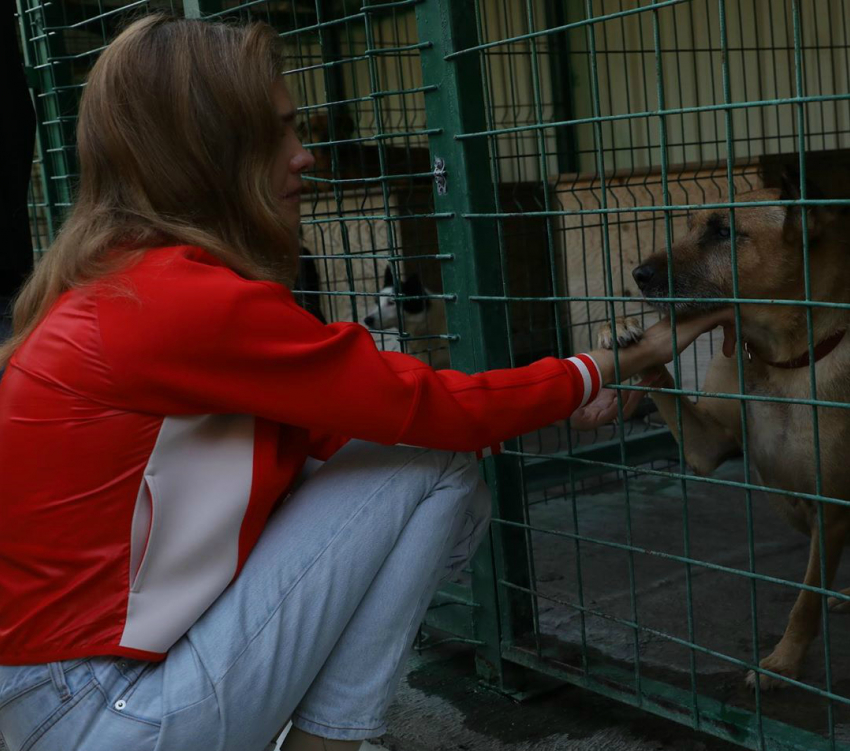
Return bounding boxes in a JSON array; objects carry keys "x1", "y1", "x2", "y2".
[
  {"x1": 744, "y1": 649, "x2": 802, "y2": 691},
  {"x1": 745, "y1": 669, "x2": 791, "y2": 692},
  {"x1": 597, "y1": 317, "x2": 644, "y2": 350}
]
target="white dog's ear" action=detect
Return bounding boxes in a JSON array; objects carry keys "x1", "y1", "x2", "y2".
[{"x1": 383, "y1": 265, "x2": 394, "y2": 289}]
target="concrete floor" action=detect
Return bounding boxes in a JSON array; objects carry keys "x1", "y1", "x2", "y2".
[
  {"x1": 373, "y1": 457, "x2": 850, "y2": 750},
  {"x1": 523, "y1": 458, "x2": 850, "y2": 742},
  {"x1": 372, "y1": 642, "x2": 742, "y2": 751}
]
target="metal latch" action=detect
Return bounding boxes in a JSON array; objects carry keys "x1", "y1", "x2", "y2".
[{"x1": 433, "y1": 157, "x2": 447, "y2": 195}]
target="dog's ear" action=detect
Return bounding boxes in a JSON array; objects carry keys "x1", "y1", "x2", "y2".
[
  {"x1": 307, "y1": 113, "x2": 329, "y2": 142},
  {"x1": 402, "y1": 272, "x2": 424, "y2": 296},
  {"x1": 780, "y1": 168, "x2": 830, "y2": 243},
  {"x1": 779, "y1": 168, "x2": 825, "y2": 203},
  {"x1": 401, "y1": 273, "x2": 427, "y2": 314},
  {"x1": 335, "y1": 112, "x2": 356, "y2": 140},
  {"x1": 383, "y1": 265, "x2": 394, "y2": 289}
]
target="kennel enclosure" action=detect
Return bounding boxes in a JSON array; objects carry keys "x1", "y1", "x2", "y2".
[{"x1": 15, "y1": 1, "x2": 850, "y2": 749}]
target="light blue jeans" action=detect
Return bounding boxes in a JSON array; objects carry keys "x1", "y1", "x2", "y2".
[{"x1": 0, "y1": 441, "x2": 491, "y2": 751}]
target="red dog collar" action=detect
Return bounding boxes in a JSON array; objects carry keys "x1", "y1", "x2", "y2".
[{"x1": 744, "y1": 329, "x2": 846, "y2": 369}]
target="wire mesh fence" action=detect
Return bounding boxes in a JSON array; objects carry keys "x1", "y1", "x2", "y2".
[{"x1": 15, "y1": 0, "x2": 850, "y2": 749}]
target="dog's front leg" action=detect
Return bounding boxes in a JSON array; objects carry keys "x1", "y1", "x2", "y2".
[
  {"x1": 646, "y1": 365, "x2": 743, "y2": 475},
  {"x1": 747, "y1": 512, "x2": 849, "y2": 690},
  {"x1": 597, "y1": 318, "x2": 741, "y2": 475}
]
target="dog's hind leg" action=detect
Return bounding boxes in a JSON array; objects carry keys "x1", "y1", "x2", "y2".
[
  {"x1": 747, "y1": 513, "x2": 849, "y2": 690},
  {"x1": 828, "y1": 587, "x2": 850, "y2": 613}
]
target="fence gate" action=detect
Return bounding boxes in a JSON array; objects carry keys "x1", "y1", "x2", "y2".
[{"x1": 16, "y1": 1, "x2": 850, "y2": 749}]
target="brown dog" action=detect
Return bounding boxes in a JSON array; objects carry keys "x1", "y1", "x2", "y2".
[{"x1": 599, "y1": 176, "x2": 850, "y2": 689}]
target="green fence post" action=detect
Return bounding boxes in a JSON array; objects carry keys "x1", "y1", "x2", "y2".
[
  {"x1": 184, "y1": 0, "x2": 224, "y2": 18},
  {"x1": 414, "y1": 0, "x2": 537, "y2": 692},
  {"x1": 19, "y1": 0, "x2": 77, "y2": 235},
  {"x1": 16, "y1": 1, "x2": 56, "y2": 249}
]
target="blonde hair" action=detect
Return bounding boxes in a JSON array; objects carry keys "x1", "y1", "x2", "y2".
[{"x1": 2, "y1": 14, "x2": 295, "y2": 366}]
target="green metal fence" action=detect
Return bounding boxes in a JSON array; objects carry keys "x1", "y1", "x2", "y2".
[{"x1": 16, "y1": 1, "x2": 850, "y2": 749}]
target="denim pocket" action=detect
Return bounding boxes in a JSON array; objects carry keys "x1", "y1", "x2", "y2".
[
  {"x1": 88, "y1": 657, "x2": 163, "y2": 729},
  {"x1": 0, "y1": 662, "x2": 94, "y2": 751},
  {"x1": 19, "y1": 680, "x2": 99, "y2": 751},
  {"x1": 22, "y1": 678, "x2": 159, "y2": 751}
]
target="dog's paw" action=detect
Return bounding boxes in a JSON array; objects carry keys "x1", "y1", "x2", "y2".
[
  {"x1": 744, "y1": 650, "x2": 802, "y2": 691},
  {"x1": 597, "y1": 317, "x2": 644, "y2": 350},
  {"x1": 828, "y1": 588, "x2": 850, "y2": 613}
]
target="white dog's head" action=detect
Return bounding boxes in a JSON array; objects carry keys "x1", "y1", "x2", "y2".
[{"x1": 363, "y1": 266, "x2": 429, "y2": 330}]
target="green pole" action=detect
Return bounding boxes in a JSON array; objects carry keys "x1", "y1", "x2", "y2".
[{"x1": 414, "y1": 0, "x2": 536, "y2": 690}]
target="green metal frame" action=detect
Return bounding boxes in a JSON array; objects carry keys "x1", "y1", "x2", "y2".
[
  {"x1": 18, "y1": 0, "x2": 77, "y2": 244},
  {"x1": 414, "y1": 0, "x2": 538, "y2": 688}
]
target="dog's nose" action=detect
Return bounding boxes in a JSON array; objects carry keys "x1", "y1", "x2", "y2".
[
  {"x1": 364, "y1": 316, "x2": 374, "y2": 327},
  {"x1": 632, "y1": 264, "x2": 656, "y2": 289}
]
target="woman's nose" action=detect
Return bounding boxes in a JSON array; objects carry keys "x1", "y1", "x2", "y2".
[{"x1": 291, "y1": 146, "x2": 316, "y2": 173}]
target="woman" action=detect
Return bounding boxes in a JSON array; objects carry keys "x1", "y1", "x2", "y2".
[{"x1": 0, "y1": 15, "x2": 731, "y2": 751}]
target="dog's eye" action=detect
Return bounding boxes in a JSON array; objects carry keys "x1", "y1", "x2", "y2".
[{"x1": 717, "y1": 226, "x2": 731, "y2": 239}]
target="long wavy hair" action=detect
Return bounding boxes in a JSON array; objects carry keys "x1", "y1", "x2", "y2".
[{"x1": 2, "y1": 14, "x2": 295, "y2": 366}]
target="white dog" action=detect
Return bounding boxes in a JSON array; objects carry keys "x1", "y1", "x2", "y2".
[{"x1": 363, "y1": 266, "x2": 450, "y2": 369}]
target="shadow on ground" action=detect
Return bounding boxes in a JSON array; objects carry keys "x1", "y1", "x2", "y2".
[{"x1": 377, "y1": 642, "x2": 740, "y2": 751}]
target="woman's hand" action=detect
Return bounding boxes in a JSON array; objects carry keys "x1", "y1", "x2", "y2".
[
  {"x1": 634, "y1": 308, "x2": 736, "y2": 367},
  {"x1": 569, "y1": 386, "x2": 644, "y2": 431},
  {"x1": 569, "y1": 308, "x2": 735, "y2": 431}
]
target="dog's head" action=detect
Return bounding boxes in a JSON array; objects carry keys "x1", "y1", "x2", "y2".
[
  {"x1": 304, "y1": 111, "x2": 356, "y2": 144},
  {"x1": 632, "y1": 174, "x2": 839, "y2": 315},
  {"x1": 363, "y1": 266, "x2": 429, "y2": 330}
]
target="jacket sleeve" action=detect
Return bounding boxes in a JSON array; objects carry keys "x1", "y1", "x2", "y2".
[{"x1": 96, "y1": 255, "x2": 602, "y2": 454}]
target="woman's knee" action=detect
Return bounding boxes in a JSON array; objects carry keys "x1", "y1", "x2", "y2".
[
  {"x1": 362, "y1": 445, "x2": 490, "y2": 528},
  {"x1": 442, "y1": 451, "x2": 491, "y2": 528},
  {"x1": 324, "y1": 442, "x2": 490, "y2": 526},
  {"x1": 469, "y1": 471, "x2": 492, "y2": 529},
  {"x1": 437, "y1": 454, "x2": 491, "y2": 580}
]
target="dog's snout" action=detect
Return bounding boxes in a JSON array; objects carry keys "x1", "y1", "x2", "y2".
[{"x1": 632, "y1": 264, "x2": 657, "y2": 289}]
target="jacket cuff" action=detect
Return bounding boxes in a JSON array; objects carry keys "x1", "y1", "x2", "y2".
[{"x1": 564, "y1": 354, "x2": 603, "y2": 407}]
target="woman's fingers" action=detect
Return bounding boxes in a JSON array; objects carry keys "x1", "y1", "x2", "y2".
[
  {"x1": 678, "y1": 309, "x2": 738, "y2": 358},
  {"x1": 658, "y1": 308, "x2": 735, "y2": 356},
  {"x1": 569, "y1": 385, "x2": 646, "y2": 431}
]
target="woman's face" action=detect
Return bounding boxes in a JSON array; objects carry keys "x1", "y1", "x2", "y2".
[{"x1": 270, "y1": 79, "x2": 315, "y2": 229}]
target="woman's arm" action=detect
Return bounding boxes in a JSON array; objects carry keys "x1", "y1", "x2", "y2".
[
  {"x1": 95, "y1": 251, "x2": 732, "y2": 455},
  {"x1": 95, "y1": 255, "x2": 598, "y2": 455}
]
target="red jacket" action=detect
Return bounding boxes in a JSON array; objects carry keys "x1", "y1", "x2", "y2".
[{"x1": 0, "y1": 245, "x2": 601, "y2": 665}]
